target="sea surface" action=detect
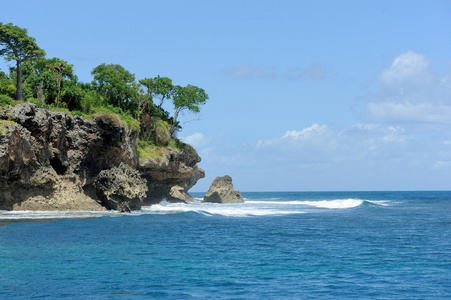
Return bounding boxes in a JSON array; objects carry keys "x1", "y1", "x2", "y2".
[{"x1": 1, "y1": 191, "x2": 450, "y2": 299}]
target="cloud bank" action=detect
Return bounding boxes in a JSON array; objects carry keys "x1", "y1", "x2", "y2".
[
  {"x1": 188, "y1": 52, "x2": 451, "y2": 191},
  {"x1": 229, "y1": 63, "x2": 328, "y2": 81},
  {"x1": 364, "y1": 51, "x2": 451, "y2": 124}
]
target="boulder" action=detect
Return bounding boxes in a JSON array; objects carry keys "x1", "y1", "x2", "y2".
[
  {"x1": 203, "y1": 175, "x2": 243, "y2": 203},
  {"x1": 95, "y1": 163, "x2": 147, "y2": 212}
]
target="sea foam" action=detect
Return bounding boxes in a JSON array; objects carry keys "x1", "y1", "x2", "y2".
[
  {"x1": 246, "y1": 198, "x2": 364, "y2": 209},
  {"x1": 0, "y1": 198, "x2": 367, "y2": 221},
  {"x1": 142, "y1": 201, "x2": 306, "y2": 217}
]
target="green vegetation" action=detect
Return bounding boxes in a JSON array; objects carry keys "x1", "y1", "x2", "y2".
[
  {"x1": 0, "y1": 119, "x2": 18, "y2": 135},
  {"x1": 137, "y1": 140, "x2": 167, "y2": 162},
  {"x1": 0, "y1": 22, "x2": 46, "y2": 101},
  {"x1": 137, "y1": 138, "x2": 196, "y2": 163},
  {"x1": 0, "y1": 94, "x2": 16, "y2": 106},
  {"x1": 0, "y1": 22, "x2": 209, "y2": 158}
]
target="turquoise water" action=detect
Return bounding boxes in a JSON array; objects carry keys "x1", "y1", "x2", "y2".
[{"x1": 1, "y1": 191, "x2": 450, "y2": 299}]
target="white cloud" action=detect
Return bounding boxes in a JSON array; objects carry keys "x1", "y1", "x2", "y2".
[
  {"x1": 338, "y1": 123, "x2": 408, "y2": 143},
  {"x1": 380, "y1": 51, "x2": 429, "y2": 84},
  {"x1": 363, "y1": 51, "x2": 451, "y2": 124},
  {"x1": 282, "y1": 124, "x2": 332, "y2": 140},
  {"x1": 257, "y1": 124, "x2": 333, "y2": 149},
  {"x1": 182, "y1": 132, "x2": 208, "y2": 148},
  {"x1": 367, "y1": 102, "x2": 451, "y2": 124},
  {"x1": 194, "y1": 121, "x2": 451, "y2": 191}
]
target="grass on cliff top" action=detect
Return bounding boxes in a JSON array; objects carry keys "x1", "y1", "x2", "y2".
[
  {"x1": 89, "y1": 106, "x2": 140, "y2": 131},
  {"x1": 137, "y1": 140, "x2": 167, "y2": 162},
  {"x1": 70, "y1": 105, "x2": 140, "y2": 131},
  {"x1": 0, "y1": 97, "x2": 140, "y2": 131},
  {"x1": 137, "y1": 139, "x2": 199, "y2": 162}
]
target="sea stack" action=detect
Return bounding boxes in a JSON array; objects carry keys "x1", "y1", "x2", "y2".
[{"x1": 203, "y1": 175, "x2": 244, "y2": 203}]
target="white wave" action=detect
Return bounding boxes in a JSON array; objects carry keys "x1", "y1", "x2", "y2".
[
  {"x1": 246, "y1": 198, "x2": 364, "y2": 209},
  {"x1": 142, "y1": 201, "x2": 305, "y2": 217},
  {"x1": 300, "y1": 199, "x2": 364, "y2": 209},
  {"x1": 365, "y1": 200, "x2": 391, "y2": 206},
  {"x1": 0, "y1": 198, "x2": 366, "y2": 221},
  {"x1": 0, "y1": 210, "x2": 120, "y2": 220}
]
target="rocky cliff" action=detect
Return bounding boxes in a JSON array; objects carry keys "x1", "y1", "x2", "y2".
[{"x1": 0, "y1": 103, "x2": 204, "y2": 212}]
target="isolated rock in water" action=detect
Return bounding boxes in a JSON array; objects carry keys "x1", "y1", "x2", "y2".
[
  {"x1": 95, "y1": 163, "x2": 148, "y2": 212},
  {"x1": 204, "y1": 175, "x2": 244, "y2": 203}
]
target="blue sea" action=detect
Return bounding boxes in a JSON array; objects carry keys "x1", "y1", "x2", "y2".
[{"x1": 1, "y1": 191, "x2": 450, "y2": 299}]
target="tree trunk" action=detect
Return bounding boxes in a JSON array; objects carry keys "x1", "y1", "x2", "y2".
[
  {"x1": 158, "y1": 95, "x2": 165, "y2": 109},
  {"x1": 170, "y1": 109, "x2": 180, "y2": 138},
  {"x1": 16, "y1": 60, "x2": 23, "y2": 101},
  {"x1": 56, "y1": 84, "x2": 61, "y2": 108}
]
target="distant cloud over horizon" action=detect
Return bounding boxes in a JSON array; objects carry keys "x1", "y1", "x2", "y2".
[
  {"x1": 228, "y1": 62, "x2": 328, "y2": 81},
  {"x1": 363, "y1": 51, "x2": 451, "y2": 124},
  {"x1": 229, "y1": 64, "x2": 277, "y2": 79}
]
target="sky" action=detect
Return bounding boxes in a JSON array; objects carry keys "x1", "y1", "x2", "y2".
[{"x1": 1, "y1": 0, "x2": 451, "y2": 192}]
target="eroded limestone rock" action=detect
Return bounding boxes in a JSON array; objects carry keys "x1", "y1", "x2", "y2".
[
  {"x1": 140, "y1": 146, "x2": 205, "y2": 204},
  {"x1": 203, "y1": 175, "x2": 244, "y2": 203},
  {"x1": 0, "y1": 103, "x2": 204, "y2": 211},
  {"x1": 95, "y1": 163, "x2": 147, "y2": 212}
]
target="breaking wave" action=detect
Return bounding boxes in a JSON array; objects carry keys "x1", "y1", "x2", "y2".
[
  {"x1": 1, "y1": 197, "x2": 388, "y2": 221},
  {"x1": 246, "y1": 198, "x2": 364, "y2": 209},
  {"x1": 142, "y1": 201, "x2": 306, "y2": 217}
]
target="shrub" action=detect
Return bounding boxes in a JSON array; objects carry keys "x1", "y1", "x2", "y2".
[
  {"x1": 140, "y1": 116, "x2": 170, "y2": 145},
  {"x1": 93, "y1": 106, "x2": 140, "y2": 131},
  {"x1": 27, "y1": 97, "x2": 43, "y2": 107},
  {"x1": 137, "y1": 140, "x2": 166, "y2": 162},
  {"x1": 0, "y1": 94, "x2": 16, "y2": 106},
  {"x1": 155, "y1": 118, "x2": 170, "y2": 145},
  {"x1": 93, "y1": 112, "x2": 122, "y2": 127}
]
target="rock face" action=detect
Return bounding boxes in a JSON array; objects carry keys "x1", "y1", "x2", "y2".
[
  {"x1": 204, "y1": 175, "x2": 244, "y2": 203},
  {"x1": 139, "y1": 146, "x2": 205, "y2": 204},
  {"x1": 95, "y1": 163, "x2": 147, "y2": 212},
  {"x1": 0, "y1": 103, "x2": 204, "y2": 211}
]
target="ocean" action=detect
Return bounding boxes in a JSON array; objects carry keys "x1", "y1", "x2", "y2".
[{"x1": 1, "y1": 191, "x2": 450, "y2": 299}]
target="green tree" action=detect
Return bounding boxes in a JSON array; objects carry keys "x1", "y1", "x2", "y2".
[
  {"x1": 0, "y1": 68, "x2": 15, "y2": 99},
  {"x1": 170, "y1": 84, "x2": 208, "y2": 137},
  {"x1": 132, "y1": 82, "x2": 151, "y2": 122},
  {"x1": 74, "y1": 82, "x2": 104, "y2": 113},
  {"x1": 0, "y1": 22, "x2": 46, "y2": 100},
  {"x1": 20, "y1": 57, "x2": 78, "y2": 108},
  {"x1": 91, "y1": 63, "x2": 135, "y2": 110},
  {"x1": 139, "y1": 75, "x2": 174, "y2": 109},
  {"x1": 46, "y1": 62, "x2": 65, "y2": 108}
]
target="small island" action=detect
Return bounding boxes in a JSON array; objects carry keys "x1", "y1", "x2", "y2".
[{"x1": 0, "y1": 22, "x2": 211, "y2": 212}]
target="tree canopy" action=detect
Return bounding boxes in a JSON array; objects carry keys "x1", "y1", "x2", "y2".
[
  {"x1": 139, "y1": 75, "x2": 174, "y2": 109},
  {"x1": 0, "y1": 23, "x2": 209, "y2": 146},
  {"x1": 170, "y1": 84, "x2": 209, "y2": 137},
  {"x1": 91, "y1": 63, "x2": 136, "y2": 111}
]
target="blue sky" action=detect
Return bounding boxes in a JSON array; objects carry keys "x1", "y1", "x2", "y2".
[{"x1": 1, "y1": 0, "x2": 451, "y2": 191}]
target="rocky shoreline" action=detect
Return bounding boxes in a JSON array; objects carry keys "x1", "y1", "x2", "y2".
[{"x1": 0, "y1": 103, "x2": 205, "y2": 212}]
